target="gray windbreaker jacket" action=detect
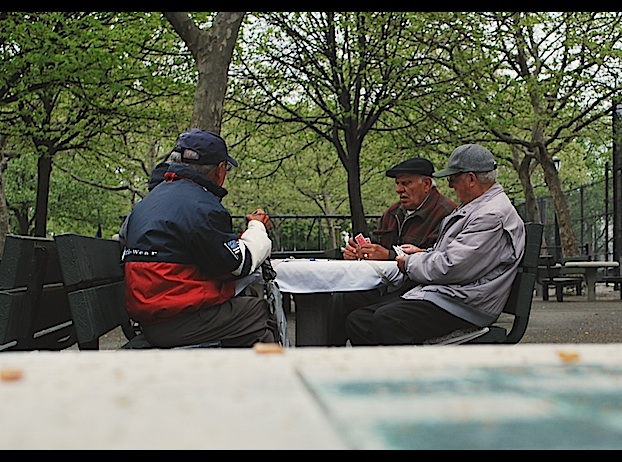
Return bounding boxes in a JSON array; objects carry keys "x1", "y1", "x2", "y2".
[{"x1": 401, "y1": 183, "x2": 525, "y2": 327}]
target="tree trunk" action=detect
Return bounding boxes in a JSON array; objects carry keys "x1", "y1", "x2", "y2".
[
  {"x1": 34, "y1": 152, "x2": 53, "y2": 237},
  {"x1": 342, "y1": 144, "x2": 368, "y2": 236},
  {"x1": 164, "y1": 12, "x2": 245, "y2": 134},
  {"x1": 347, "y1": 170, "x2": 367, "y2": 237},
  {"x1": 327, "y1": 121, "x2": 368, "y2": 236},
  {"x1": 0, "y1": 136, "x2": 14, "y2": 255},
  {"x1": 514, "y1": 148, "x2": 546, "y2": 250},
  {"x1": 538, "y1": 150, "x2": 579, "y2": 257}
]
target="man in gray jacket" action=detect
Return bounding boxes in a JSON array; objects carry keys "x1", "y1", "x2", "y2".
[{"x1": 346, "y1": 144, "x2": 525, "y2": 345}]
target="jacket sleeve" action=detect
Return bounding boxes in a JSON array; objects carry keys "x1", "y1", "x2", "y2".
[
  {"x1": 231, "y1": 220, "x2": 272, "y2": 276},
  {"x1": 405, "y1": 213, "x2": 512, "y2": 284}
]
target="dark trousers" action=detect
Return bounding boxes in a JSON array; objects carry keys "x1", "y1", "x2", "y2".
[
  {"x1": 346, "y1": 298, "x2": 477, "y2": 346},
  {"x1": 142, "y1": 296, "x2": 277, "y2": 348},
  {"x1": 327, "y1": 279, "x2": 419, "y2": 346},
  {"x1": 327, "y1": 287, "x2": 404, "y2": 346}
]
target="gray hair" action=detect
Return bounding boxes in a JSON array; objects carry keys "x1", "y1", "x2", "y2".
[
  {"x1": 415, "y1": 175, "x2": 437, "y2": 187},
  {"x1": 475, "y1": 169, "x2": 498, "y2": 184},
  {"x1": 170, "y1": 149, "x2": 218, "y2": 177}
]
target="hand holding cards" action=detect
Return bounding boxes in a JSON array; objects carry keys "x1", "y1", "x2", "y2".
[
  {"x1": 354, "y1": 233, "x2": 371, "y2": 260},
  {"x1": 354, "y1": 233, "x2": 371, "y2": 246},
  {"x1": 393, "y1": 245, "x2": 405, "y2": 257}
]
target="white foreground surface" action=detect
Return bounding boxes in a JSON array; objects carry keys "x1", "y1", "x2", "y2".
[{"x1": 1, "y1": 344, "x2": 622, "y2": 449}]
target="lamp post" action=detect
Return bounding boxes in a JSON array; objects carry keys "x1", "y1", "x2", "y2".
[{"x1": 553, "y1": 156, "x2": 562, "y2": 262}]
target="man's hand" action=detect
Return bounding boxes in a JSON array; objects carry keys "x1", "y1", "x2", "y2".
[
  {"x1": 396, "y1": 245, "x2": 425, "y2": 273},
  {"x1": 396, "y1": 254, "x2": 409, "y2": 274},
  {"x1": 246, "y1": 208, "x2": 270, "y2": 230},
  {"x1": 399, "y1": 244, "x2": 423, "y2": 255},
  {"x1": 343, "y1": 239, "x2": 390, "y2": 260},
  {"x1": 358, "y1": 242, "x2": 390, "y2": 260},
  {"x1": 342, "y1": 237, "x2": 359, "y2": 260}
]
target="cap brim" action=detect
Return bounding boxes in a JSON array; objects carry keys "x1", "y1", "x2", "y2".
[
  {"x1": 432, "y1": 167, "x2": 462, "y2": 178},
  {"x1": 227, "y1": 155, "x2": 239, "y2": 167}
]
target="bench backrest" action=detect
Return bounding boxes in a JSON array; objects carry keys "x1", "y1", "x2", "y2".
[
  {"x1": 54, "y1": 233, "x2": 136, "y2": 350},
  {"x1": 0, "y1": 235, "x2": 75, "y2": 350},
  {"x1": 469, "y1": 222, "x2": 543, "y2": 344}
]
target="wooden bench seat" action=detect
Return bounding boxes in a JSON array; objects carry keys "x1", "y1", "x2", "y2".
[{"x1": 54, "y1": 233, "x2": 148, "y2": 350}]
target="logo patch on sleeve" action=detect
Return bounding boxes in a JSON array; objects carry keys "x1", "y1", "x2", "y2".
[{"x1": 224, "y1": 239, "x2": 242, "y2": 259}]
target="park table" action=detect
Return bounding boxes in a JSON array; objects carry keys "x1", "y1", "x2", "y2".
[
  {"x1": 270, "y1": 258, "x2": 405, "y2": 346},
  {"x1": 563, "y1": 260, "x2": 620, "y2": 302}
]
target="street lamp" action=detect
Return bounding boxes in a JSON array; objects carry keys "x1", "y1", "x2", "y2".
[
  {"x1": 553, "y1": 156, "x2": 561, "y2": 173},
  {"x1": 552, "y1": 156, "x2": 562, "y2": 262}
]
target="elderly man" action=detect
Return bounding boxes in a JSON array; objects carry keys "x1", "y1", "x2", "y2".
[
  {"x1": 346, "y1": 144, "x2": 526, "y2": 345},
  {"x1": 327, "y1": 157, "x2": 457, "y2": 346},
  {"x1": 122, "y1": 129, "x2": 278, "y2": 348}
]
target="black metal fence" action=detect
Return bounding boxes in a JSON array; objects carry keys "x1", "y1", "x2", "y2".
[
  {"x1": 232, "y1": 214, "x2": 382, "y2": 255},
  {"x1": 515, "y1": 176, "x2": 613, "y2": 262}
]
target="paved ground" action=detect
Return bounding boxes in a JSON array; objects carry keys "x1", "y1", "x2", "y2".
[
  {"x1": 96, "y1": 283, "x2": 622, "y2": 349},
  {"x1": 521, "y1": 283, "x2": 622, "y2": 343}
]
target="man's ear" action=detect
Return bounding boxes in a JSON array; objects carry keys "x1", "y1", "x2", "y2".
[
  {"x1": 206, "y1": 162, "x2": 226, "y2": 186},
  {"x1": 216, "y1": 162, "x2": 228, "y2": 186}
]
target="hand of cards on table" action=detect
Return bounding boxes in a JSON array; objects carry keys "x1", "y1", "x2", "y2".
[
  {"x1": 393, "y1": 245, "x2": 405, "y2": 256},
  {"x1": 354, "y1": 233, "x2": 371, "y2": 246}
]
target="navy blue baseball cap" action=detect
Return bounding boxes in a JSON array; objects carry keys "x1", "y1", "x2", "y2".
[{"x1": 174, "y1": 128, "x2": 238, "y2": 167}]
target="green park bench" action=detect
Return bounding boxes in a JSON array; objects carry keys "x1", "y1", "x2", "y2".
[{"x1": 0, "y1": 235, "x2": 76, "y2": 351}]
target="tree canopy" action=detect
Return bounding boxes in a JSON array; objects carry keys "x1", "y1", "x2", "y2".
[{"x1": 0, "y1": 12, "x2": 620, "y2": 259}]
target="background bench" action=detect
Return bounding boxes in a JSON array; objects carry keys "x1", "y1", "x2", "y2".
[
  {"x1": 598, "y1": 275, "x2": 622, "y2": 299},
  {"x1": 0, "y1": 235, "x2": 75, "y2": 351},
  {"x1": 537, "y1": 255, "x2": 585, "y2": 302}
]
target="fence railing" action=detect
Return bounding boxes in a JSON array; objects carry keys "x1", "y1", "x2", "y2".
[
  {"x1": 232, "y1": 214, "x2": 381, "y2": 254},
  {"x1": 514, "y1": 177, "x2": 613, "y2": 262}
]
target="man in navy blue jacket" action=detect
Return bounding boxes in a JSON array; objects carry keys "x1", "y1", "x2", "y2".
[{"x1": 122, "y1": 129, "x2": 278, "y2": 348}]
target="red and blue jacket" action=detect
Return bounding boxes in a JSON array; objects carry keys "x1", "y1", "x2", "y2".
[{"x1": 122, "y1": 163, "x2": 255, "y2": 326}]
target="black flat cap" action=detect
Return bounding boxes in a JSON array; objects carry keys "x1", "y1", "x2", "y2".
[{"x1": 386, "y1": 157, "x2": 435, "y2": 178}]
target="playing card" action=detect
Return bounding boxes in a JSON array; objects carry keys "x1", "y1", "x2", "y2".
[
  {"x1": 354, "y1": 233, "x2": 367, "y2": 246},
  {"x1": 393, "y1": 245, "x2": 405, "y2": 256}
]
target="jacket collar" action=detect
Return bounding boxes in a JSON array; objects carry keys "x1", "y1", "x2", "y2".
[
  {"x1": 455, "y1": 182, "x2": 503, "y2": 215},
  {"x1": 165, "y1": 162, "x2": 229, "y2": 199}
]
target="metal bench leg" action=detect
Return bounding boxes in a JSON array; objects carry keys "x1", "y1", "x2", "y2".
[
  {"x1": 555, "y1": 284, "x2": 564, "y2": 302},
  {"x1": 542, "y1": 283, "x2": 549, "y2": 301}
]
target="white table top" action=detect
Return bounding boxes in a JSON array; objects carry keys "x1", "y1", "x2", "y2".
[
  {"x1": 564, "y1": 261, "x2": 620, "y2": 268},
  {"x1": 270, "y1": 258, "x2": 405, "y2": 293},
  {"x1": 2, "y1": 345, "x2": 622, "y2": 449}
]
